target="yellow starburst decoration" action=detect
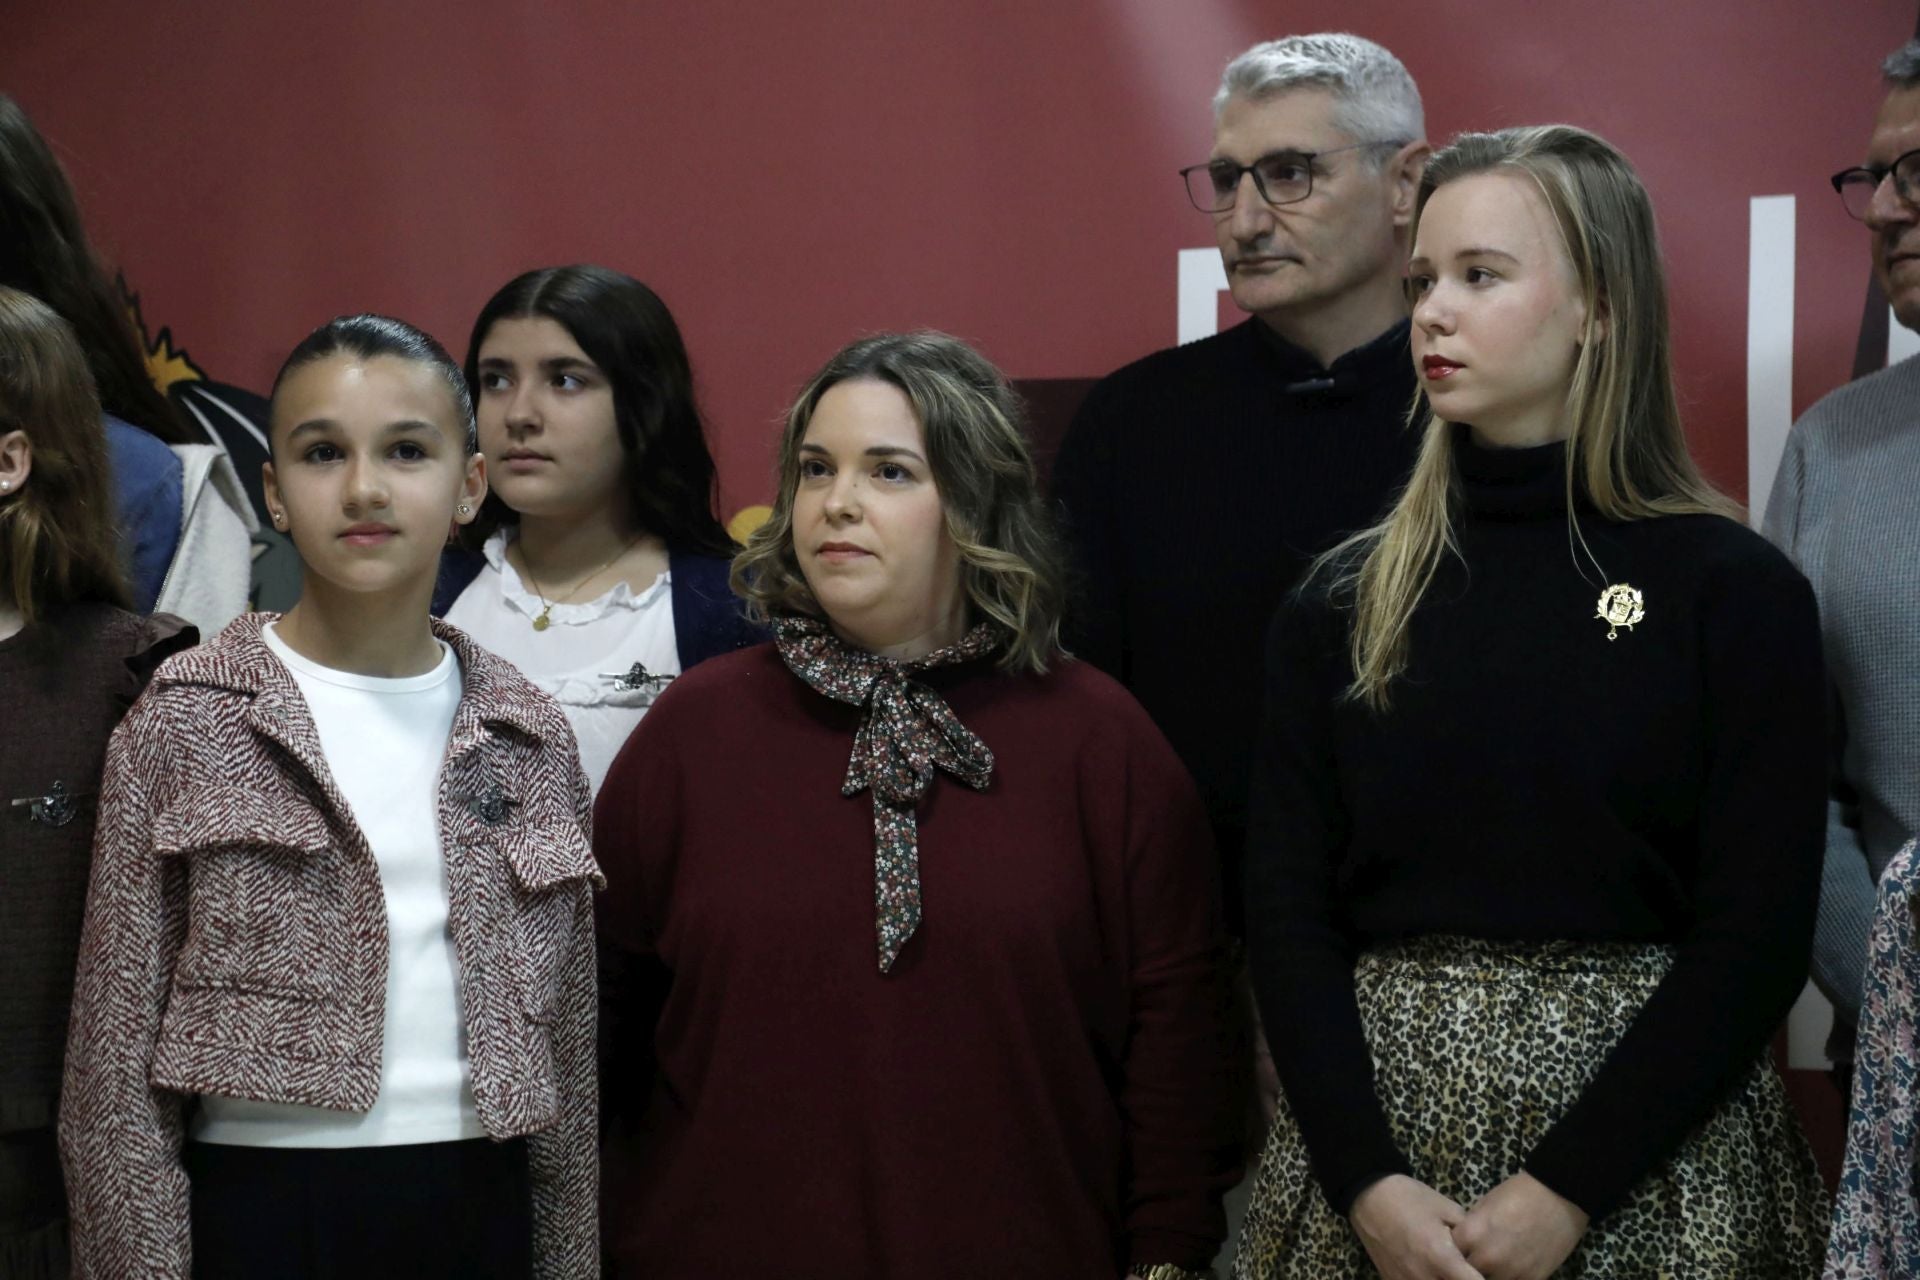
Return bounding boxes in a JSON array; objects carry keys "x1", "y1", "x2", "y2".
[{"x1": 118, "y1": 275, "x2": 204, "y2": 394}]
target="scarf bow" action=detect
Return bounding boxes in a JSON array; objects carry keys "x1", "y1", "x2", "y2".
[{"x1": 775, "y1": 615, "x2": 999, "y2": 971}]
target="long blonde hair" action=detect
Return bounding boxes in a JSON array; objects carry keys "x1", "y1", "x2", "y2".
[{"x1": 1333, "y1": 125, "x2": 1737, "y2": 710}]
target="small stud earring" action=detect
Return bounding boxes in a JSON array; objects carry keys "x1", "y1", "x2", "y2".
[
  {"x1": 458, "y1": 503, "x2": 471, "y2": 517},
  {"x1": 0, "y1": 481, "x2": 10, "y2": 492},
  {"x1": 272, "y1": 511, "x2": 286, "y2": 527}
]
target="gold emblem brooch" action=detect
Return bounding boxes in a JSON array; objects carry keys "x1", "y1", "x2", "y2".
[{"x1": 1595, "y1": 583, "x2": 1645, "y2": 641}]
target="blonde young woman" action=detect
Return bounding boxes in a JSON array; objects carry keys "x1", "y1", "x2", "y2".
[
  {"x1": 593, "y1": 332, "x2": 1240, "y2": 1280},
  {"x1": 1235, "y1": 126, "x2": 1829, "y2": 1280}
]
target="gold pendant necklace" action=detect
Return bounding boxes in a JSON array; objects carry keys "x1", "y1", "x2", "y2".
[
  {"x1": 521, "y1": 534, "x2": 644, "y2": 632},
  {"x1": 1595, "y1": 583, "x2": 1645, "y2": 641}
]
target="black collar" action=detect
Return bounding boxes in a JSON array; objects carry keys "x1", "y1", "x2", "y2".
[
  {"x1": 1251, "y1": 317, "x2": 1413, "y2": 398},
  {"x1": 1452, "y1": 421, "x2": 1577, "y2": 519}
]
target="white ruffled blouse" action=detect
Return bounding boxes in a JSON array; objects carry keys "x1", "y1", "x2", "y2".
[{"x1": 444, "y1": 529, "x2": 679, "y2": 796}]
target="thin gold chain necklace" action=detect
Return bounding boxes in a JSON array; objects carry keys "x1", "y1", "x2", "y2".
[{"x1": 520, "y1": 534, "x2": 643, "y2": 632}]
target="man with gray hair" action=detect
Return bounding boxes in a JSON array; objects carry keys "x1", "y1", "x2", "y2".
[
  {"x1": 1766, "y1": 38, "x2": 1920, "y2": 1090},
  {"x1": 1052, "y1": 32, "x2": 1427, "y2": 939}
]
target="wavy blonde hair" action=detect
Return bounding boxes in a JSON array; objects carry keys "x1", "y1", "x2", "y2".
[
  {"x1": 0, "y1": 286, "x2": 128, "y2": 621},
  {"x1": 732, "y1": 331, "x2": 1067, "y2": 673},
  {"x1": 1331, "y1": 125, "x2": 1737, "y2": 710}
]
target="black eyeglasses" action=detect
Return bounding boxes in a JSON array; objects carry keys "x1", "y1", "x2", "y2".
[
  {"x1": 1832, "y1": 147, "x2": 1920, "y2": 221},
  {"x1": 1180, "y1": 141, "x2": 1404, "y2": 213}
]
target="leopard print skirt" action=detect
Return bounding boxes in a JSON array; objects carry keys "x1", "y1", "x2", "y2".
[{"x1": 1233, "y1": 936, "x2": 1829, "y2": 1279}]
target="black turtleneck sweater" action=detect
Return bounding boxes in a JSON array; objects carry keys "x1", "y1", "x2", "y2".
[
  {"x1": 1245, "y1": 427, "x2": 1825, "y2": 1221},
  {"x1": 1051, "y1": 319, "x2": 1420, "y2": 931}
]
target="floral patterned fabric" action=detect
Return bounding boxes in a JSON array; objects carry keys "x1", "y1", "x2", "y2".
[
  {"x1": 772, "y1": 615, "x2": 1000, "y2": 972},
  {"x1": 1827, "y1": 836, "x2": 1920, "y2": 1279}
]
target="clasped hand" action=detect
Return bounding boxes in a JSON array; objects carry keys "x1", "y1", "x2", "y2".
[{"x1": 1350, "y1": 1171, "x2": 1589, "y2": 1280}]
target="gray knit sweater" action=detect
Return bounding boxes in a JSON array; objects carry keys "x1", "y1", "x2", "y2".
[{"x1": 1764, "y1": 353, "x2": 1920, "y2": 1042}]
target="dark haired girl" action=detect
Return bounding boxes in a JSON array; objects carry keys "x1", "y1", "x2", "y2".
[
  {"x1": 436, "y1": 265, "x2": 760, "y2": 794},
  {"x1": 60, "y1": 315, "x2": 600, "y2": 1278}
]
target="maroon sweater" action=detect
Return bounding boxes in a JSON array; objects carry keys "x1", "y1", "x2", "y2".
[{"x1": 594, "y1": 644, "x2": 1239, "y2": 1278}]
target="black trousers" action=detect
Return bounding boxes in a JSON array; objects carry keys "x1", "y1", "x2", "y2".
[
  {"x1": 0, "y1": 1125, "x2": 69, "y2": 1280},
  {"x1": 184, "y1": 1138, "x2": 533, "y2": 1280}
]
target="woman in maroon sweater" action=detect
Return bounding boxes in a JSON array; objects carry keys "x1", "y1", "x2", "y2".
[{"x1": 594, "y1": 332, "x2": 1240, "y2": 1279}]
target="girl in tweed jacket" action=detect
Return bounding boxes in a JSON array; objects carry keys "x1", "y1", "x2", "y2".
[{"x1": 58, "y1": 316, "x2": 601, "y2": 1279}]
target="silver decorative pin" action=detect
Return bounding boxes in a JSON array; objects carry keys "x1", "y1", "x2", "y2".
[
  {"x1": 10, "y1": 780, "x2": 78, "y2": 827},
  {"x1": 465, "y1": 782, "x2": 515, "y2": 825},
  {"x1": 600, "y1": 662, "x2": 673, "y2": 694}
]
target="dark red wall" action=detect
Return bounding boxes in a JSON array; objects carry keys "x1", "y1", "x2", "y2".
[
  {"x1": 9, "y1": 0, "x2": 1911, "y2": 1188},
  {"x1": 3, "y1": 0, "x2": 1909, "y2": 517}
]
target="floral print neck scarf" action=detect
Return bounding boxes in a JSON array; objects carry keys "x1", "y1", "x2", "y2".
[{"x1": 773, "y1": 613, "x2": 1000, "y2": 972}]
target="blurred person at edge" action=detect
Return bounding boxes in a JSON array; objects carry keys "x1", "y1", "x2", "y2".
[
  {"x1": 1049, "y1": 33, "x2": 1429, "y2": 1136},
  {"x1": 0, "y1": 95, "x2": 254, "y2": 632},
  {"x1": 435, "y1": 265, "x2": 763, "y2": 797},
  {"x1": 594, "y1": 332, "x2": 1240, "y2": 1280},
  {"x1": 1237, "y1": 127, "x2": 1827, "y2": 1280},
  {"x1": 1791, "y1": 38, "x2": 1920, "y2": 1279},
  {"x1": 0, "y1": 286, "x2": 194, "y2": 1280}
]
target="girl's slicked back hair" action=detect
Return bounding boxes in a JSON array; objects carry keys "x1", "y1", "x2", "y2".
[{"x1": 270, "y1": 313, "x2": 476, "y2": 451}]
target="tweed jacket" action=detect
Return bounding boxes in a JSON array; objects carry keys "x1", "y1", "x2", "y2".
[{"x1": 57, "y1": 613, "x2": 602, "y2": 1279}]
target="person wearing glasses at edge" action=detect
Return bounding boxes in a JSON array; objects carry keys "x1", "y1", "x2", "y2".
[
  {"x1": 1791, "y1": 40, "x2": 1920, "y2": 1278},
  {"x1": 434, "y1": 265, "x2": 762, "y2": 796},
  {"x1": 1049, "y1": 33, "x2": 1428, "y2": 1141},
  {"x1": 593, "y1": 332, "x2": 1241, "y2": 1280},
  {"x1": 1236, "y1": 126, "x2": 1828, "y2": 1280}
]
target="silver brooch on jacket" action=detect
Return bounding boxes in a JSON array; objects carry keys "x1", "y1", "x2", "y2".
[
  {"x1": 601, "y1": 661, "x2": 673, "y2": 694},
  {"x1": 466, "y1": 781, "x2": 515, "y2": 825},
  {"x1": 10, "y1": 780, "x2": 78, "y2": 827},
  {"x1": 1595, "y1": 583, "x2": 1645, "y2": 641}
]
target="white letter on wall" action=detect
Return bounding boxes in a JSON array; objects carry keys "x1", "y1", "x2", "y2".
[
  {"x1": 1178, "y1": 248, "x2": 1230, "y2": 345},
  {"x1": 1747, "y1": 194, "x2": 1839, "y2": 1071},
  {"x1": 1746, "y1": 195, "x2": 1795, "y2": 532}
]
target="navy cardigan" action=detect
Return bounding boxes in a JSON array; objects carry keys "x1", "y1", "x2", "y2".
[{"x1": 430, "y1": 545, "x2": 766, "y2": 670}]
